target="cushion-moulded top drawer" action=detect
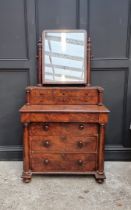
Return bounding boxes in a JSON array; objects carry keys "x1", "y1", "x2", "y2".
[{"x1": 27, "y1": 87, "x2": 101, "y2": 105}]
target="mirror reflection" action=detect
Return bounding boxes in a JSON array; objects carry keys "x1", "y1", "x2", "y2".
[{"x1": 42, "y1": 30, "x2": 87, "y2": 84}]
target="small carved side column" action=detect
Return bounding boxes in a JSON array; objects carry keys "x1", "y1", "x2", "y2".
[
  {"x1": 22, "y1": 123, "x2": 32, "y2": 183},
  {"x1": 26, "y1": 89, "x2": 30, "y2": 105},
  {"x1": 98, "y1": 87, "x2": 103, "y2": 106},
  {"x1": 96, "y1": 124, "x2": 106, "y2": 183}
]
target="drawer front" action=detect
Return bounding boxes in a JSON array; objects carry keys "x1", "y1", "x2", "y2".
[
  {"x1": 29, "y1": 122, "x2": 98, "y2": 136},
  {"x1": 28, "y1": 88, "x2": 99, "y2": 105},
  {"x1": 31, "y1": 153, "x2": 97, "y2": 172},
  {"x1": 28, "y1": 113, "x2": 99, "y2": 123},
  {"x1": 30, "y1": 135, "x2": 98, "y2": 153}
]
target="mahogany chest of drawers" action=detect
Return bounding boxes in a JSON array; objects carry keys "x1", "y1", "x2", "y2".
[{"x1": 20, "y1": 86, "x2": 109, "y2": 183}]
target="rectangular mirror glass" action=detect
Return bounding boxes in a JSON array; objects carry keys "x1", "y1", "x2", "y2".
[{"x1": 42, "y1": 30, "x2": 87, "y2": 84}]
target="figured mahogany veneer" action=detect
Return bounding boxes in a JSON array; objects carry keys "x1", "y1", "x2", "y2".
[
  {"x1": 20, "y1": 90, "x2": 109, "y2": 183},
  {"x1": 20, "y1": 36, "x2": 109, "y2": 183},
  {"x1": 26, "y1": 86, "x2": 104, "y2": 105},
  {"x1": 31, "y1": 153, "x2": 97, "y2": 172},
  {"x1": 30, "y1": 135, "x2": 98, "y2": 153},
  {"x1": 20, "y1": 105, "x2": 108, "y2": 123},
  {"x1": 29, "y1": 122, "x2": 98, "y2": 136}
]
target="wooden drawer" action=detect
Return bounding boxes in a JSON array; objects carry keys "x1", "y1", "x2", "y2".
[
  {"x1": 31, "y1": 153, "x2": 97, "y2": 172},
  {"x1": 25, "y1": 112, "x2": 99, "y2": 123},
  {"x1": 26, "y1": 87, "x2": 102, "y2": 105},
  {"x1": 29, "y1": 122, "x2": 98, "y2": 136},
  {"x1": 30, "y1": 135, "x2": 98, "y2": 153}
]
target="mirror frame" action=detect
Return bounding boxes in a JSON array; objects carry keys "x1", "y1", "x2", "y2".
[{"x1": 41, "y1": 29, "x2": 87, "y2": 85}]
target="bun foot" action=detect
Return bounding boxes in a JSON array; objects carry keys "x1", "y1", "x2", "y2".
[
  {"x1": 23, "y1": 177, "x2": 31, "y2": 183},
  {"x1": 96, "y1": 178, "x2": 104, "y2": 184},
  {"x1": 95, "y1": 171, "x2": 106, "y2": 184},
  {"x1": 22, "y1": 171, "x2": 32, "y2": 183}
]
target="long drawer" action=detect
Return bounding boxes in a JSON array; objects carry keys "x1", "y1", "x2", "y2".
[
  {"x1": 30, "y1": 135, "x2": 98, "y2": 153},
  {"x1": 31, "y1": 153, "x2": 97, "y2": 172},
  {"x1": 26, "y1": 86, "x2": 103, "y2": 105},
  {"x1": 29, "y1": 122, "x2": 98, "y2": 136}
]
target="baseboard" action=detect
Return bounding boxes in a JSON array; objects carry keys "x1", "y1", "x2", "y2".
[
  {"x1": 0, "y1": 145, "x2": 131, "y2": 161},
  {"x1": 105, "y1": 146, "x2": 131, "y2": 161},
  {"x1": 0, "y1": 146, "x2": 22, "y2": 160}
]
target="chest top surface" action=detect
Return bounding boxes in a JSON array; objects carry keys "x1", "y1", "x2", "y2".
[{"x1": 20, "y1": 104, "x2": 109, "y2": 113}]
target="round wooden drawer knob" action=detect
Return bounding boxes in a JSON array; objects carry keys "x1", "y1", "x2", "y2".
[
  {"x1": 79, "y1": 124, "x2": 84, "y2": 130},
  {"x1": 77, "y1": 159, "x2": 84, "y2": 166},
  {"x1": 43, "y1": 140, "x2": 50, "y2": 147},
  {"x1": 43, "y1": 159, "x2": 49, "y2": 165},
  {"x1": 43, "y1": 123, "x2": 49, "y2": 131},
  {"x1": 77, "y1": 141, "x2": 84, "y2": 148}
]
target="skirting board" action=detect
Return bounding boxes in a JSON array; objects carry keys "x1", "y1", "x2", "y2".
[{"x1": 0, "y1": 146, "x2": 131, "y2": 161}]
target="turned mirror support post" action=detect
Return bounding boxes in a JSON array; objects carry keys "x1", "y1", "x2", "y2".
[
  {"x1": 87, "y1": 37, "x2": 91, "y2": 86},
  {"x1": 37, "y1": 38, "x2": 42, "y2": 86}
]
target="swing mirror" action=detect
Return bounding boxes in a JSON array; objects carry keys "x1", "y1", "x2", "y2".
[{"x1": 42, "y1": 30, "x2": 87, "y2": 84}]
